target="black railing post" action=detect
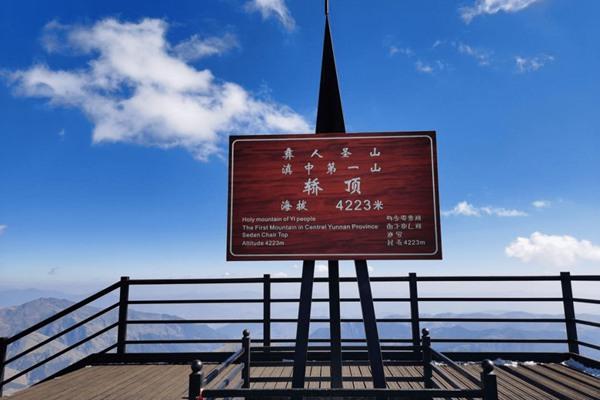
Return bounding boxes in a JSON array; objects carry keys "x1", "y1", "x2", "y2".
[
  {"x1": 242, "y1": 329, "x2": 251, "y2": 388},
  {"x1": 481, "y1": 359, "x2": 498, "y2": 400},
  {"x1": 409, "y1": 272, "x2": 421, "y2": 350},
  {"x1": 560, "y1": 271, "x2": 579, "y2": 354},
  {"x1": 421, "y1": 329, "x2": 433, "y2": 389},
  {"x1": 188, "y1": 359, "x2": 204, "y2": 400},
  {"x1": 0, "y1": 336, "x2": 8, "y2": 397},
  {"x1": 263, "y1": 274, "x2": 271, "y2": 350},
  {"x1": 116, "y1": 276, "x2": 130, "y2": 354}
]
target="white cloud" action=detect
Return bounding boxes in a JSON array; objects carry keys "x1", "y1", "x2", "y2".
[
  {"x1": 481, "y1": 206, "x2": 528, "y2": 217},
  {"x1": 457, "y1": 43, "x2": 492, "y2": 66},
  {"x1": 515, "y1": 54, "x2": 554, "y2": 73},
  {"x1": 40, "y1": 20, "x2": 72, "y2": 53},
  {"x1": 506, "y1": 232, "x2": 600, "y2": 267},
  {"x1": 532, "y1": 200, "x2": 551, "y2": 208},
  {"x1": 388, "y1": 46, "x2": 413, "y2": 57},
  {"x1": 245, "y1": 0, "x2": 296, "y2": 31},
  {"x1": 443, "y1": 201, "x2": 527, "y2": 217},
  {"x1": 443, "y1": 201, "x2": 480, "y2": 216},
  {"x1": 173, "y1": 33, "x2": 238, "y2": 61},
  {"x1": 6, "y1": 18, "x2": 309, "y2": 160},
  {"x1": 460, "y1": 0, "x2": 542, "y2": 23},
  {"x1": 415, "y1": 60, "x2": 434, "y2": 74},
  {"x1": 0, "y1": 225, "x2": 6, "y2": 235}
]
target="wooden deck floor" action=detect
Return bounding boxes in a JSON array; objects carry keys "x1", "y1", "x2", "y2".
[{"x1": 4, "y1": 362, "x2": 599, "y2": 399}]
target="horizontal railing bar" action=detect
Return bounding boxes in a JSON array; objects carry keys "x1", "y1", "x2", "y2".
[
  {"x1": 575, "y1": 319, "x2": 600, "y2": 328},
  {"x1": 431, "y1": 349, "x2": 482, "y2": 387},
  {"x1": 254, "y1": 345, "x2": 417, "y2": 351},
  {"x1": 431, "y1": 338, "x2": 567, "y2": 343},
  {"x1": 127, "y1": 296, "x2": 568, "y2": 305},
  {"x1": 250, "y1": 376, "x2": 423, "y2": 383},
  {"x1": 570, "y1": 275, "x2": 600, "y2": 281},
  {"x1": 125, "y1": 318, "x2": 414, "y2": 324},
  {"x1": 5, "y1": 302, "x2": 120, "y2": 364},
  {"x1": 129, "y1": 278, "x2": 266, "y2": 285},
  {"x1": 249, "y1": 360, "x2": 420, "y2": 367},
  {"x1": 121, "y1": 338, "x2": 569, "y2": 345},
  {"x1": 126, "y1": 317, "x2": 566, "y2": 325},
  {"x1": 126, "y1": 319, "x2": 265, "y2": 324},
  {"x1": 268, "y1": 338, "x2": 414, "y2": 343},
  {"x1": 201, "y1": 388, "x2": 483, "y2": 398},
  {"x1": 7, "y1": 282, "x2": 120, "y2": 344},
  {"x1": 129, "y1": 297, "x2": 413, "y2": 304},
  {"x1": 270, "y1": 297, "x2": 411, "y2": 303},
  {"x1": 416, "y1": 276, "x2": 561, "y2": 282},
  {"x1": 126, "y1": 339, "x2": 247, "y2": 344},
  {"x1": 577, "y1": 341, "x2": 600, "y2": 351},
  {"x1": 124, "y1": 338, "x2": 416, "y2": 345},
  {"x1": 419, "y1": 297, "x2": 563, "y2": 302},
  {"x1": 420, "y1": 317, "x2": 565, "y2": 323},
  {"x1": 124, "y1": 339, "x2": 419, "y2": 350},
  {"x1": 125, "y1": 275, "x2": 600, "y2": 286},
  {"x1": 573, "y1": 298, "x2": 600, "y2": 304},
  {"x1": 128, "y1": 299, "x2": 264, "y2": 304},
  {"x1": 270, "y1": 318, "x2": 412, "y2": 323},
  {"x1": 1, "y1": 322, "x2": 118, "y2": 387}
]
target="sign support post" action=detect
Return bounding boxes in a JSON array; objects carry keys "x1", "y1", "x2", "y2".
[
  {"x1": 355, "y1": 260, "x2": 386, "y2": 388},
  {"x1": 327, "y1": 260, "x2": 343, "y2": 388},
  {"x1": 292, "y1": 260, "x2": 315, "y2": 388},
  {"x1": 293, "y1": 2, "x2": 386, "y2": 392}
]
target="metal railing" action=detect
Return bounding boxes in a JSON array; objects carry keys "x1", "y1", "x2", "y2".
[
  {"x1": 1, "y1": 272, "x2": 599, "y2": 395},
  {"x1": 188, "y1": 329, "x2": 499, "y2": 399}
]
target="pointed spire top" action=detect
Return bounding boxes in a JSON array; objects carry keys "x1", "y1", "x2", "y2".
[{"x1": 316, "y1": 0, "x2": 345, "y2": 134}]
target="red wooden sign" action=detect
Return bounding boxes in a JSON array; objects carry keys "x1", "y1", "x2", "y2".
[{"x1": 227, "y1": 132, "x2": 441, "y2": 261}]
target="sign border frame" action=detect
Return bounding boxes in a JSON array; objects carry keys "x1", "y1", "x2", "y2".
[{"x1": 226, "y1": 131, "x2": 442, "y2": 261}]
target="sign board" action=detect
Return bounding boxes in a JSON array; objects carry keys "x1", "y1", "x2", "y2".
[{"x1": 227, "y1": 132, "x2": 441, "y2": 261}]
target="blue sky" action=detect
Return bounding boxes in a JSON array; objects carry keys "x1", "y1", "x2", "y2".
[{"x1": 0, "y1": 0, "x2": 599, "y2": 293}]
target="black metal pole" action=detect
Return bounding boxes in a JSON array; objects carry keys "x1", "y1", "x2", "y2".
[
  {"x1": 560, "y1": 271, "x2": 579, "y2": 354},
  {"x1": 0, "y1": 337, "x2": 7, "y2": 397},
  {"x1": 409, "y1": 273, "x2": 421, "y2": 351},
  {"x1": 328, "y1": 260, "x2": 343, "y2": 388},
  {"x1": 481, "y1": 359, "x2": 499, "y2": 400},
  {"x1": 188, "y1": 359, "x2": 204, "y2": 400},
  {"x1": 116, "y1": 276, "x2": 130, "y2": 354},
  {"x1": 421, "y1": 329, "x2": 433, "y2": 389},
  {"x1": 292, "y1": 260, "x2": 315, "y2": 390},
  {"x1": 355, "y1": 260, "x2": 386, "y2": 388},
  {"x1": 242, "y1": 329, "x2": 251, "y2": 388},
  {"x1": 263, "y1": 274, "x2": 271, "y2": 350}
]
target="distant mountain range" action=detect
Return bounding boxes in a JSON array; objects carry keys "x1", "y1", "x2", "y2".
[
  {"x1": 0, "y1": 298, "x2": 233, "y2": 394},
  {"x1": 0, "y1": 289, "x2": 82, "y2": 308},
  {"x1": 1, "y1": 297, "x2": 598, "y2": 395}
]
